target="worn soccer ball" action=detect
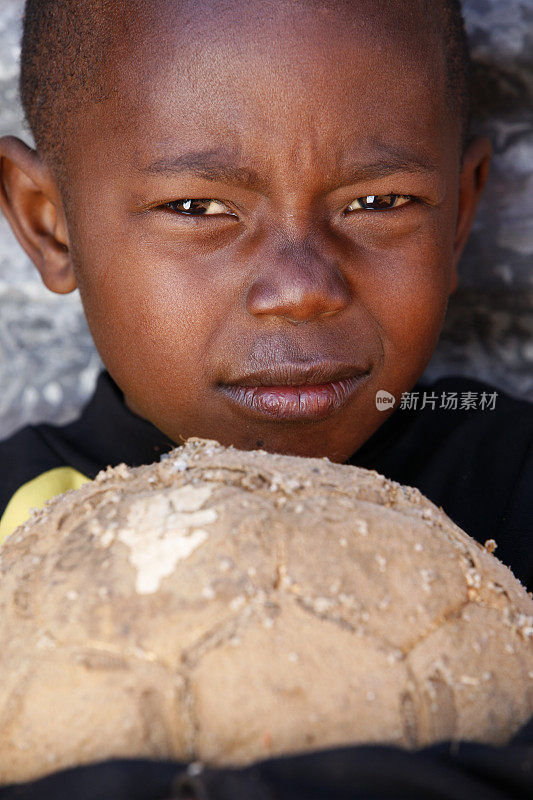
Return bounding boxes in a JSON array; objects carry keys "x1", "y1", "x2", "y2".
[{"x1": 0, "y1": 437, "x2": 531, "y2": 784}]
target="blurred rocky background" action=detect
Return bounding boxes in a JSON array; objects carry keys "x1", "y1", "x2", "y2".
[{"x1": 0, "y1": 0, "x2": 532, "y2": 439}]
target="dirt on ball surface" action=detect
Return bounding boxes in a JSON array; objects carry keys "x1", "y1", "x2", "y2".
[{"x1": 0, "y1": 437, "x2": 531, "y2": 784}]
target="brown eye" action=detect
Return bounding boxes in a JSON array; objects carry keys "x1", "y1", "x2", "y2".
[
  {"x1": 346, "y1": 195, "x2": 411, "y2": 212},
  {"x1": 166, "y1": 199, "x2": 236, "y2": 216}
]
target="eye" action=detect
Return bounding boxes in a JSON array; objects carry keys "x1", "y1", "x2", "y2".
[
  {"x1": 164, "y1": 198, "x2": 237, "y2": 217},
  {"x1": 345, "y1": 194, "x2": 413, "y2": 212}
]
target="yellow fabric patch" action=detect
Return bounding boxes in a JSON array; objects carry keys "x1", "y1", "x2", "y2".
[{"x1": 0, "y1": 467, "x2": 91, "y2": 547}]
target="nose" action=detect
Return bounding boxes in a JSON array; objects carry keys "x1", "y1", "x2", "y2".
[{"x1": 245, "y1": 237, "x2": 351, "y2": 324}]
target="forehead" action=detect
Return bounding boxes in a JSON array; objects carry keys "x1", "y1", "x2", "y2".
[{"x1": 69, "y1": 0, "x2": 457, "y2": 183}]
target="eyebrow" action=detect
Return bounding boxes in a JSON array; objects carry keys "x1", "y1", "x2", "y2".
[
  {"x1": 337, "y1": 155, "x2": 438, "y2": 186},
  {"x1": 337, "y1": 140, "x2": 438, "y2": 186},
  {"x1": 141, "y1": 148, "x2": 266, "y2": 192},
  {"x1": 140, "y1": 144, "x2": 438, "y2": 191}
]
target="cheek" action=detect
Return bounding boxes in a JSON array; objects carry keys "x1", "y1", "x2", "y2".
[
  {"x1": 362, "y1": 230, "x2": 452, "y2": 346},
  {"x1": 344, "y1": 233, "x2": 454, "y2": 450},
  {"x1": 70, "y1": 226, "x2": 221, "y2": 383}
]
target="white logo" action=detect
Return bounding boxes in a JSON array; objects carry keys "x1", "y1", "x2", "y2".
[{"x1": 375, "y1": 390, "x2": 395, "y2": 411}]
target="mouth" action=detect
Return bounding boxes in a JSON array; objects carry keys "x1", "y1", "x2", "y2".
[{"x1": 217, "y1": 362, "x2": 371, "y2": 421}]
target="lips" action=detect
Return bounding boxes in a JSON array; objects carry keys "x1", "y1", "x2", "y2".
[{"x1": 218, "y1": 362, "x2": 371, "y2": 421}]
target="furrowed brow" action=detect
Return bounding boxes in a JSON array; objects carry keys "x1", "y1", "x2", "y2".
[{"x1": 140, "y1": 144, "x2": 438, "y2": 192}]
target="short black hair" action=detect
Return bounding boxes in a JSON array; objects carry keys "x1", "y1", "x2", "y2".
[
  {"x1": 19, "y1": 0, "x2": 472, "y2": 173},
  {"x1": 441, "y1": 0, "x2": 473, "y2": 147}
]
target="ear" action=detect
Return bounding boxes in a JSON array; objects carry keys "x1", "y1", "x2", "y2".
[
  {"x1": 451, "y1": 134, "x2": 492, "y2": 290},
  {"x1": 0, "y1": 136, "x2": 76, "y2": 294}
]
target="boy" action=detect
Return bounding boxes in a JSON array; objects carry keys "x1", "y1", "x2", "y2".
[{"x1": 0, "y1": 1, "x2": 531, "y2": 797}]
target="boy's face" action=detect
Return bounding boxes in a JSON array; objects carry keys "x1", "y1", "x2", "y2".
[{"x1": 1, "y1": 0, "x2": 491, "y2": 463}]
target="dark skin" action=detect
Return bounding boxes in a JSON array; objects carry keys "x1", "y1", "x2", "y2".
[{"x1": 0, "y1": 0, "x2": 491, "y2": 463}]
